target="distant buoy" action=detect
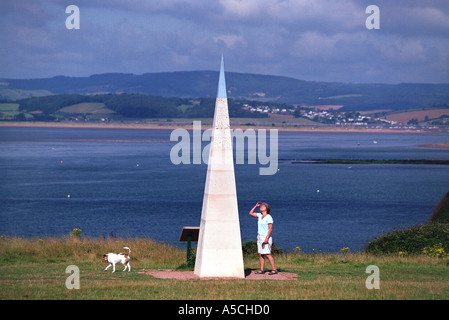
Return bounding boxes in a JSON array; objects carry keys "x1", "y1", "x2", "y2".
[
  {"x1": 317, "y1": 189, "x2": 320, "y2": 193},
  {"x1": 67, "y1": 195, "x2": 71, "y2": 198},
  {"x1": 136, "y1": 164, "x2": 140, "y2": 167}
]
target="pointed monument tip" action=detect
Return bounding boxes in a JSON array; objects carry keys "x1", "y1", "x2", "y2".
[{"x1": 217, "y1": 55, "x2": 227, "y2": 99}]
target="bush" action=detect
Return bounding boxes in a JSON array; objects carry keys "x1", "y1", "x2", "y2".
[
  {"x1": 241, "y1": 239, "x2": 283, "y2": 255},
  {"x1": 365, "y1": 223, "x2": 449, "y2": 255},
  {"x1": 242, "y1": 240, "x2": 258, "y2": 255}
]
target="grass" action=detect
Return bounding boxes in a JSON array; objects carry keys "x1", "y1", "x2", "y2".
[
  {"x1": 0, "y1": 103, "x2": 21, "y2": 120},
  {"x1": 385, "y1": 108, "x2": 449, "y2": 123},
  {"x1": 1, "y1": 235, "x2": 448, "y2": 300},
  {"x1": 0, "y1": 103, "x2": 35, "y2": 120},
  {"x1": 0, "y1": 103, "x2": 20, "y2": 112},
  {"x1": 57, "y1": 102, "x2": 115, "y2": 114}
]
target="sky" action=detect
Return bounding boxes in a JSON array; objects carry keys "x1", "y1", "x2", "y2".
[{"x1": 1, "y1": 0, "x2": 449, "y2": 84}]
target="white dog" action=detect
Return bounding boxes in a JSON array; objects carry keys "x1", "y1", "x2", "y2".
[{"x1": 102, "y1": 247, "x2": 131, "y2": 272}]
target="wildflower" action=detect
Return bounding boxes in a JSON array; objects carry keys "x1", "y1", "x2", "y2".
[
  {"x1": 293, "y1": 246, "x2": 302, "y2": 254},
  {"x1": 422, "y1": 243, "x2": 448, "y2": 258},
  {"x1": 71, "y1": 228, "x2": 82, "y2": 238}
]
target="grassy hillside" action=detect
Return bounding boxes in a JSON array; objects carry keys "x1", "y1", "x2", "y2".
[
  {"x1": 2, "y1": 72, "x2": 449, "y2": 111},
  {"x1": 5, "y1": 94, "x2": 271, "y2": 121},
  {"x1": 58, "y1": 102, "x2": 114, "y2": 114},
  {"x1": 5, "y1": 93, "x2": 448, "y2": 124},
  {"x1": 0, "y1": 103, "x2": 33, "y2": 120},
  {"x1": 366, "y1": 191, "x2": 449, "y2": 256},
  {"x1": 365, "y1": 223, "x2": 449, "y2": 256},
  {"x1": 385, "y1": 108, "x2": 449, "y2": 123}
]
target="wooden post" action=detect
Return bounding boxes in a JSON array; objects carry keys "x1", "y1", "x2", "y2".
[{"x1": 187, "y1": 234, "x2": 192, "y2": 261}]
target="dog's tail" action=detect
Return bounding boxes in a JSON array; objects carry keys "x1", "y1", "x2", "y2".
[{"x1": 123, "y1": 247, "x2": 131, "y2": 255}]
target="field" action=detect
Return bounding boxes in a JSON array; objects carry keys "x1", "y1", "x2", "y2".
[
  {"x1": 1, "y1": 236, "x2": 448, "y2": 300},
  {"x1": 0, "y1": 88, "x2": 53, "y2": 101},
  {"x1": 0, "y1": 103, "x2": 19, "y2": 111},
  {"x1": 0, "y1": 103, "x2": 23, "y2": 120},
  {"x1": 0, "y1": 103, "x2": 35, "y2": 120},
  {"x1": 385, "y1": 108, "x2": 449, "y2": 123},
  {"x1": 58, "y1": 102, "x2": 115, "y2": 114}
]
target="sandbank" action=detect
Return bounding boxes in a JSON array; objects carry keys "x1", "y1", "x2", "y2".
[
  {"x1": 417, "y1": 143, "x2": 449, "y2": 149},
  {"x1": 0, "y1": 121, "x2": 442, "y2": 134}
]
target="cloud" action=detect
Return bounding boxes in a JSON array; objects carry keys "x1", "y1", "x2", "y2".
[
  {"x1": 377, "y1": 38, "x2": 426, "y2": 64},
  {"x1": 381, "y1": 4, "x2": 449, "y2": 38},
  {"x1": 217, "y1": 0, "x2": 364, "y2": 34},
  {"x1": 0, "y1": 0, "x2": 448, "y2": 83},
  {"x1": 213, "y1": 34, "x2": 247, "y2": 49}
]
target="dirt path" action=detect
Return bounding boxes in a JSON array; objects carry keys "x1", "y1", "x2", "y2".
[{"x1": 138, "y1": 269, "x2": 298, "y2": 280}]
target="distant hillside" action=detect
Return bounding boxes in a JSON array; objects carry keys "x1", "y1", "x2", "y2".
[
  {"x1": 2, "y1": 72, "x2": 449, "y2": 111},
  {"x1": 2, "y1": 94, "x2": 270, "y2": 121}
]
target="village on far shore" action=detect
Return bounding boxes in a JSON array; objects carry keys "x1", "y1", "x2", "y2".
[
  {"x1": 1, "y1": 97, "x2": 448, "y2": 133},
  {"x1": 240, "y1": 102, "x2": 449, "y2": 130}
]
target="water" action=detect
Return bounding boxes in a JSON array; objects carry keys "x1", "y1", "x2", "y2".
[{"x1": 1, "y1": 126, "x2": 449, "y2": 252}]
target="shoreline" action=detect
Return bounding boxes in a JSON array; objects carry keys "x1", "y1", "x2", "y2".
[
  {"x1": 292, "y1": 159, "x2": 449, "y2": 164},
  {"x1": 0, "y1": 120, "x2": 445, "y2": 134}
]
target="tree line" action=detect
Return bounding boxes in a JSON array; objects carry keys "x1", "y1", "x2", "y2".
[{"x1": 16, "y1": 94, "x2": 269, "y2": 120}]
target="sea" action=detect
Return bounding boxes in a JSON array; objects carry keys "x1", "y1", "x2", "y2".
[{"x1": 1, "y1": 126, "x2": 449, "y2": 252}]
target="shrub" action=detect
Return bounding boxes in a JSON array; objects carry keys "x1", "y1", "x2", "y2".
[
  {"x1": 241, "y1": 239, "x2": 283, "y2": 255},
  {"x1": 242, "y1": 240, "x2": 258, "y2": 255},
  {"x1": 365, "y1": 223, "x2": 449, "y2": 255}
]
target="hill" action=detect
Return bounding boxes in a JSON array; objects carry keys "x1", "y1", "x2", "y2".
[
  {"x1": 1, "y1": 94, "x2": 271, "y2": 121},
  {"x1": 2, "y1": 72, "x2": 449, "y2": 111},
  {"x1": 430, "y1": 191, "x2": 449, "y2": 224}
]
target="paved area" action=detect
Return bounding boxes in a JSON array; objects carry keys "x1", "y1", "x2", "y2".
[{"x1": 138, "y1": 269, "x2": 298, "y2": 280}]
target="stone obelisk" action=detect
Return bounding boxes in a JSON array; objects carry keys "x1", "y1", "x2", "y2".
[{"x1": 194, "y1": 56, "x2": 245, "y2": 278}]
